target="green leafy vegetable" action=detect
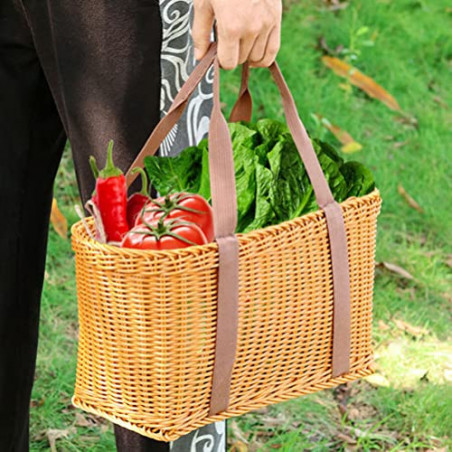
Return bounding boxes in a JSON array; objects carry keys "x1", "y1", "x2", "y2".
[
  {"x1": 144, "y1": 145, "x2": 203, "y2": 195},
  {"x1": 242, "y1": 164, "x2": 275, "y2": 233},
  {"x1": 340, "y1": 161, "x2": 376, "y2": 198},
  {"x1": 144, "y1": 119, "x2": 376, "y2": 234}
]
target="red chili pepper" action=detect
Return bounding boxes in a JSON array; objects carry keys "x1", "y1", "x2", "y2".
[
  {"x1": 137, "y1": 192, "x2": 214, "y2": 242},
  {"x1": 127, "y1": 167, "x2": 151, "y2": 228},
  {"x1": 92, "y1": 141, "x2": 129, "y2": 243},
  {"x1": 121, "y1": 217, "x2": 207, "y2": 250},
  {"x1": 89, "y1": 156, "x2": 100, "y2": 206}
]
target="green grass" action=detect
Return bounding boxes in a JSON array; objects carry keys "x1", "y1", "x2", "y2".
[{"x1": 31, "y1": 0, "x2": 451, "y2": 450}]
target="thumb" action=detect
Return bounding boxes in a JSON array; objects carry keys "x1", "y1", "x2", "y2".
[{"x1": 192, "y1": 3, "x2": 215, "y2": 60}]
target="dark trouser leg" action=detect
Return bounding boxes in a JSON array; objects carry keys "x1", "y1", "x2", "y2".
[
  {"x1": 3, "y1": 0, "x2": 226, "y2": 449},
  {"x1": 0, "y1": 3, "x2": 66, "y2": 451},
  {"x1": 21, "y1": 0, "x2": 164, "y2": 204}
]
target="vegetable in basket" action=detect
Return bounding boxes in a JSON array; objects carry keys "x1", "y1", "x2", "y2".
[
  {"x1": 121, "y1": 217, "x2": 208, "y2": 250},
  {"x1": 136, "y1": 192, "x2": 214, "y2": 242},
  {"x1": 88, "y1": 140, "x2": 213, "y2": 249},
  {"x1": 89, "y1": 140, "x2": 129, "y2": 243},
  {"x1": 126, "y1": 167, "x2": 151, "y2": 228},
  {"x1": 144, "y1": 119, "x2": 376, "y2": 233}
]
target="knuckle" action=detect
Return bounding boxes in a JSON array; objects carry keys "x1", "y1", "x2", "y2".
[
  {"x1": 261, "y1": 17, "x2": 273, "y2": 30},
  {"x1": 225, "y1": 24, "x2": 243, "y2": 38},
  {"x1": 246, "y1": 23, "x2": 262, "y2": 36}
]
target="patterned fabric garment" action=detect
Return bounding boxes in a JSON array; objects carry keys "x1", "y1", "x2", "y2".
[
  {"x1": 159, "y1": 0, "x2": 214, "y2": 157},
  {"x1": 158, "y1": 2, "x2": 227, "y2": 451}
]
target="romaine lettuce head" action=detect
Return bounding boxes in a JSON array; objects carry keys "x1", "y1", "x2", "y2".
[{"x1": 144, "y1": 118, "x2": 376, "y2": 234}]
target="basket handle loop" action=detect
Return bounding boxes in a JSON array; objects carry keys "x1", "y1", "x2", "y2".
[
  {"x1": 125, "y1": 42, "x2": 351, "y2": 416},
  {"x1": 229, "y1": 62, "x2": 252, "y2": 123},
  {"x1": 229, "y1": 61, "x2": 352, "y2": 376}
]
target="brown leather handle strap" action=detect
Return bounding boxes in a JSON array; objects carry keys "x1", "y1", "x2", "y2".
[
  {"x1": 268, "y1": 62, "x2": 351, "y2": 377},
  {"x1": 125, "y1": 44, "x2": 240, "y2": 415},
  {"x1": 207, "y1": 58, "x2": 239, "y2": 415},
  {"x1": 229, "y1": 63, "x2": 351, "y2": 378},
  {"x1": 229, "y1": 62, "x2": 252, "y2": 123},
  {"x1": 209, "y1": 57, "x2": 238, "y2": 238}
]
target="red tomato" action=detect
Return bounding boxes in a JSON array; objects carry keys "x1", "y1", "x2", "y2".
[
  {"x1": 136, "y1": 192, "x2": 214, "y2": 242},
  {"x1": 127, "y1": 193, "x2": 149, "y2": 228},
  {"x1": 121, "y1": 218, "x2": 207, "y2": 250}
]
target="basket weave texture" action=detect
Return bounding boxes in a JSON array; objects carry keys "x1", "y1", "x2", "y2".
[{"x1": 71, "y1": 190, "x2": 381, "y2": 441}]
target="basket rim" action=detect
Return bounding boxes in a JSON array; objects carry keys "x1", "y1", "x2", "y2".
[{"x1": 72, "y1": 189, "x2": 381, "y2": 258}]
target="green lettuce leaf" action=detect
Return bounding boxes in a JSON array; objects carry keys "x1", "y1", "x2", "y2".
[
  {"x1": 267, "y1": 137, "x2": 313, "y2": 221},
  {"x1": 197, "y1": 139, "x2": 211, "y2": 201},
  {"x1": 256, "y1": 118, "x2": 290, "y2": 144},
  {"x1": 229, "y1": 122, "x2": 260, "y2": 150},
  {"x1": 242, "y1": 164, "x2": 276, "y2": 233},
  {"x1": 144, "y1": 145, "x2": 202, "y2": 196},
  {"x1": 340, "y1": 161, "x2": 376, "y2": 198}
]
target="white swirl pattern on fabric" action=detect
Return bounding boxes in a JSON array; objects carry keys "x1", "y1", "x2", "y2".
[
  {"x1": 159, "y1": 0, "x2": 214, "y2": 157},
  {"x1": 159, "y1": 1, "x2": 225, "y2": 451}
]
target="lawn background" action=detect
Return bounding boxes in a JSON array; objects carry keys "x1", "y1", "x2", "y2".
[{"x1": 31, "y1": 0, "x2": 451, "y2": 450}]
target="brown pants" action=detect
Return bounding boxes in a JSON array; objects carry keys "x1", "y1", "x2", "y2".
[{"x1": 0, "y1": 0, "x2": 224, "y2": 450}]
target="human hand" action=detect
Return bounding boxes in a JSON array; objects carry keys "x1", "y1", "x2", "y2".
[{"x1": 192, "y1": 0, "x2": 282, "y2": 69}]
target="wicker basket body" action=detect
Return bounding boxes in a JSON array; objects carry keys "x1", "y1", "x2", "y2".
[{"x1": 71, "y1": 190, "x2": 381, "y2": 441}]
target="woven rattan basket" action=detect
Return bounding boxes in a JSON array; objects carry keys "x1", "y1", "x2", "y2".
[{"x1": 71, "y1": 44, "x2": 382, "y2": 441}]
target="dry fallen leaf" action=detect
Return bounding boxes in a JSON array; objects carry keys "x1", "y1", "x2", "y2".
[
  {"x1": 393, "y1": 318, "x2": 428, "y2": 337},
  {"x1": 337, "y1": 432, "x2": 357, "y2": 445},
  {"x1": 393, "y1": 140, "x2": 410, "y2": 149},
  {"x1": 317, "y1": 36, "x2": 344, "y2": 55},
  {"x1": 378, "y1": 320, "x2": 390, "y2": 331},
  {"x1": 341, "y1": 142, "x2": 363, "y2": 154},
  {"x1": 398, "y1": 184, "x2": 424, "y2": 213},
  {"x1": 46, "y1": 427, "x2": 76, "y2": 452},
  {"x1": 322, "y1": 56, "x2": 401, "y2": 111},
  {"x1": 433, "y1": 95, "x2": 448, "y2": 109},
  {"x1": 75, "y1": 412, "x2": 99, "y2": 427},
  {"x1": 376, "y1": 262, "x2": 414, "y2": 280},
  {"x1": 445, "y1": 255, "x2": 452, "y2": 268},
  {"x1": 50, "y1": 198, "x2": 68, "y2": 239},
  {"x1": 314, "y1": 114, "x2": 363, "y2": 153},
  {"x1": 30, "y1": 398, "x2": 45, "y2": 408},
  {"x1": 252, "y1": 407, "x2": 269, "y2": 415},
  {"x1": 230, "y1": 441, "x2": 248, "y2": 452},
  {"x1": 394, "y1": 114, "x2": 418, "y2": 129},
  {"x1": 365, "y1": 373, "x2": 390, "y2": 388},
  {"x1": 323, "y1": 0, "x2": 349, "y2": 11},
  {"x1": 260, "y1": 412, "x2": 288, "y2": 427},
  {"x1": 230, "y1": 420, "x2": 249, "y2": 444}
]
